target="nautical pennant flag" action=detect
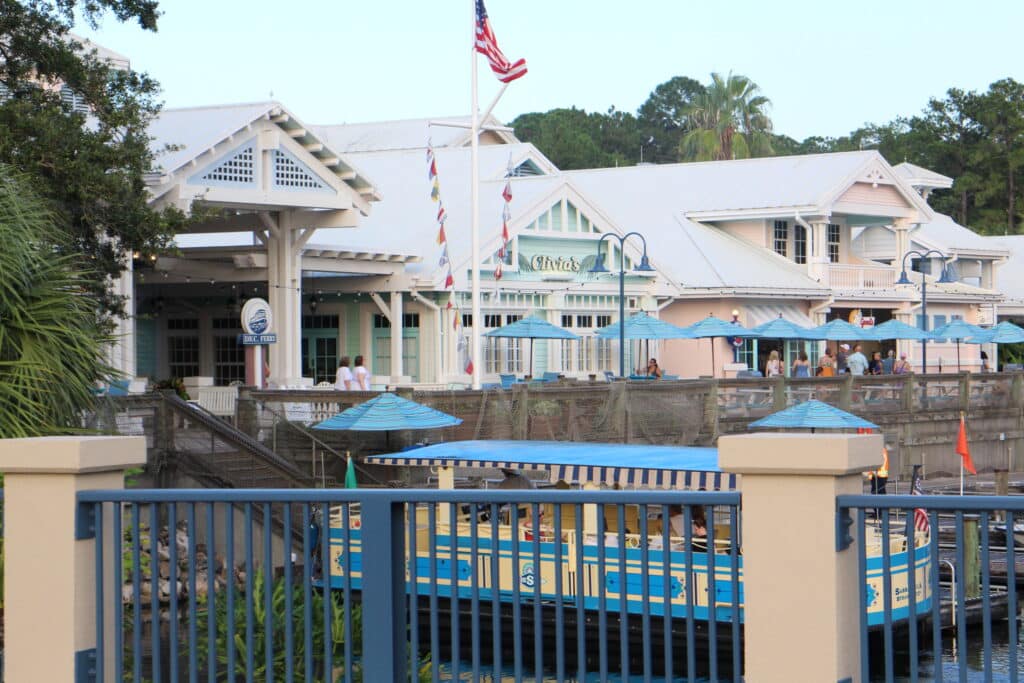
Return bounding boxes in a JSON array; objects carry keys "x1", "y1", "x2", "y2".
[
  {"x1": 956, "y1": 413, "x2": 977, "y2": 475},
  {"x1": 475, "y1": 0, "x2": 527, "y2": 84},
  {"x1": 911, "y1": 464, "x2": 929, "y2": 533},
  {"x1": 437, "y1": 224, "x2": 447, "y2": 245}
]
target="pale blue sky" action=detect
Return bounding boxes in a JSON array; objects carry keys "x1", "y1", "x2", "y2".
[{"x1": 77, "y1": 0, "x2": 1023, "y2": 141}]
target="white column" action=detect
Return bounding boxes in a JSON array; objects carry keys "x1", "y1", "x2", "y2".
[
  {"x1": 389, "y1": 291, "x2": 404, "y2": 385},
  {"x1": 268, "y1": 212, "x2": 302, "y2": 385},
  {"x1": 809, "y1": 221, "x2": 829, "y2": 283},
  {"x1": 108, "y1": 258, "x2": 136, "y2": 378}
]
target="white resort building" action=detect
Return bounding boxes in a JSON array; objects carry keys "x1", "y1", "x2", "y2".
[{"x1": 114, "y1": 99, "x2": 1009, "y2": 388}]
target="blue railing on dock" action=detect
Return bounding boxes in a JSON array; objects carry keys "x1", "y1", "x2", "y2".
[
  {"x1": 837, "y1": 493, "x2": 1024, "y2": 683},
  {"x1": 78, "y1": 488, "x2": 742, "y2": 682}
]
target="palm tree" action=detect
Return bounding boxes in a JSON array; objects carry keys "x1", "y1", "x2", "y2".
[
  {"x1": 680, "y1": 72, "x2": 774, "y2": 161},
  {"x1": 0, "y1": 165, "x2": 112, "y2": 438}
]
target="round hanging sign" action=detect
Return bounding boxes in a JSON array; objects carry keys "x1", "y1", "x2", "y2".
[{"x1": 241, "y1": 298, "x2": 273, "y2": 335}]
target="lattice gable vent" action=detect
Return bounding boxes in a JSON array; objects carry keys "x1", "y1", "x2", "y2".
[
  {"x1": 511, "y1": 159, "x2": 545, "y2": 177},
  {"x1": 191, "y1": 142, "x2": 256, "y2": 186},
  {"x1": 272, "y1": 148, "x2": 329, "y2": 192}
]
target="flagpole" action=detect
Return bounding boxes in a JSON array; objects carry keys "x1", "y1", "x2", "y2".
[{"x1": 469, "y1": 0, "x2": 482, "y2": 390}]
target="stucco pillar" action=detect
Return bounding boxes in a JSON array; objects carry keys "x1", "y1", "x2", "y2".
[
  {"x1": 389, "y1": 291, "x2": 404, "y2": 385},
  {"x1": 719, "y1": 432, "x2": 880, "y2": 683},
  {"x1": 267, "y1": 211, "x2": 302, "y2": 385},
  {"x1": 0, "y1": 436, "x2": 146, "y2": 683}
]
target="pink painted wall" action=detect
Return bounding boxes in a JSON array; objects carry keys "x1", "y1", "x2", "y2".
[{"x1": 660, "y1": 299, "x2": 743, "y2": 378}]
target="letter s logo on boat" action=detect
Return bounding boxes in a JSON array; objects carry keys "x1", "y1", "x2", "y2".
[{"x1": 520, "y1": 562, "x2": 535, "y2": 589}]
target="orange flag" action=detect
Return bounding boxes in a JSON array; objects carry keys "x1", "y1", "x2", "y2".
[{"x1": 956, "y1": 414, "x2": 977, "y2": 475}]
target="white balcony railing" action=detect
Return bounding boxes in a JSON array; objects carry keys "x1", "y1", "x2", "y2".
[{"x1": 825, "y1": 263, "x2": 897, "y2": 290}]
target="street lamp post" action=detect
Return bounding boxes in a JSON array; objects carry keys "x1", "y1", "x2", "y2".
[
  {"x1": 589, "y1": 232, "x2": 655, "y2": 377},
  {"x1": 896, "y1": 249, "x2": 956, "y2": 374}
]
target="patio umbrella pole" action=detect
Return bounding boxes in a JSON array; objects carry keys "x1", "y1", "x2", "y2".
[
  {"x1": 711, "y1": 339, "x2": 716, "y2": 377},
  {"x1": 957, "y1": 340, "x2": 961, "y2": 372}
]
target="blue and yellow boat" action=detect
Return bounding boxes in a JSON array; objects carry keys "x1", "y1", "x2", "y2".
[{"x1": 323, "y1": 440, "x2": 931, "y2": 630}]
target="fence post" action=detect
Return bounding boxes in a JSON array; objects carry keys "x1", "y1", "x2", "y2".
[
  {"x1": 0, "y1": 436, "x2": 145, "y2": 683},
  {"x1": 360, "y1": 495, "x2": 408, "y2": 682},
  {"x1": 719, "y1": 432, "x2": 880, "y2": 683}
]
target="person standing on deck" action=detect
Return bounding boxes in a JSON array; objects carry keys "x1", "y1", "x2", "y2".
[
  {"x1": 335, "y1": 356, "x2": 353, "y2": 390},
  {"x1": 847, "y1": 345, "x2": 868, "y2": 376},
  {"x1": 836, "y1": 344, "x2": 850, "y2": 374},
  {"x1": 353, "y1": 355, "x2": 371, "y2": 390}
]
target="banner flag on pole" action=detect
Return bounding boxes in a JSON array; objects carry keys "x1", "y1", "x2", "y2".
[
  {"x1": 475, "y1": 0, "x2": 527, "y2": 83},
  {"x1": 956, "y1": 413, "x2": 977, "y2": 475},
  {"x1": 911, "y1": 464, "x2": 929, "y2": 532},
  {"x1": 345, "y1": 452, "x2": 358, "y2": 489}
]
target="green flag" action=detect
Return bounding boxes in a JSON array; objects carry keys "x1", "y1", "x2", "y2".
[{"x1": 345, "y1": 453, "x2": 358, "y2": 489}]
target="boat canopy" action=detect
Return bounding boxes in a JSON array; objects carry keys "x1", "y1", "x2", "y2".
[{"x1": 364, "y1": 440, "x2": 736, "y2": 490}]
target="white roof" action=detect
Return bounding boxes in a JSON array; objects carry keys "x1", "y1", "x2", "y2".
[
  {"x1": 147, "y1": 101, "x2": 378, "y2": 199},
  {"x1": 565, "y1": 151, "x2": 886, "y2": 215},
  {"x1": 911, "y1": 214, "x2": 1009, "y2": 256},
  {"x1": 895, "y1": 162, "x2": 953, "y2": 190},
  {"x1": 566, "y1": 169, "x2": 829, "y2": 293},
  {"x1": 311, "y1": 115, "x2": 517, "y2": 154},
  {"x1": 991, "y1": 235, "x2": 1024, "y2": 304}
]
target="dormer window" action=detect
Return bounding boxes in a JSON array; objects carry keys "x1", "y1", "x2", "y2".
[
  {"x1": 773, "y1": 220, "x2": 788, "y2": 257},
  {"x1": 794, "y1": 224, "x2": 807, "y2": 264}
]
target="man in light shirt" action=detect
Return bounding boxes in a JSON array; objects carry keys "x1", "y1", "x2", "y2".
[{"x1": 846, "y1": 344, "x2": 869, "y2": 376}]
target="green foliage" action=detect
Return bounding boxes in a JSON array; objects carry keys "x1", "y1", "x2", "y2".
[
  {"x1": 0, "y1": 165, "x2": 113, "y2": 437},
  {"x1": 197, "y1": 566, "x2": 361, "y2": 681},
  {"x1": 0, "y1": 1, "x2": 190, "y2": 317},
  {"x1": 679, "y1": 72, "x2": 773, "y2": 161}
]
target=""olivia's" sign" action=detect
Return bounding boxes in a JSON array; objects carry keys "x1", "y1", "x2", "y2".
[{"x1": 529, "y1": 254, "x2": 580, "y2": 272}]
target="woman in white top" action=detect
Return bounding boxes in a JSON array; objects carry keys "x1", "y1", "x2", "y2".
[
  {"x1": 335, "y1": 356, "x2": 353, "y2": 390},
  {"x1": 765, "y1": 349, "x2": 782, "y2": 377},
  {"x1": 353, "y1": 355, "x2": 371, "y2": 390}
]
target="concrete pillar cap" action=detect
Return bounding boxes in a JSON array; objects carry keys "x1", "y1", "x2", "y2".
[
  {"x1": 719, "y1": 432, "x2": 882, "y2": 476},
  {"x1": 0, "y1": 436, "x2": 146, "y2": 474}
]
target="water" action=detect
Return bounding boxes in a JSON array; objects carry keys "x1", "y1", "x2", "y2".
[{"x1": 436, "y1": 625, "x2": 1024, "y2": 682}]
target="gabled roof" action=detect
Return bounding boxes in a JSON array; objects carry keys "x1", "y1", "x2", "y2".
[
  {"x1": 911, "y1": 214, "x2": 1009, "y2": 257},
  {"x1": 302, "y1": 143, "x2": 565, "y2": 284},
  {"x1": 895, "y1": 162, "x2": 953, "y2": 190},
  {"x1": 146, "y1": 101, "x2": 379, "y2": 201},
  {"x1": 310, "y1": 115, "x2": 518, "y2": 154},
  {"x1": 564, "y1": 167, "x2": 829, "y2": 294}
]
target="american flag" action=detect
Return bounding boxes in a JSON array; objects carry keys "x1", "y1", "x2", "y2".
[
  {"x1": 911, "y1": 464, "x2": 930, "y2": 533},
  {"x1": 475, "y1": 0, "x2": 527, "y2": 83}
]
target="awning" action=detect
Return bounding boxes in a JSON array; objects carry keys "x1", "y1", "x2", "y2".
[
  {"x1": 365, "y1": 440, "x2": 737, "y2": 491},
  {"x1": 744, "y1": 303, "x2": 816, "y2": 328}
]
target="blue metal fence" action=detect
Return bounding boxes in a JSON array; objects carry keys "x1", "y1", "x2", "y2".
[
  {"x1": 78, "y1": 488, "x2": 742, "y2": 682},
  {"x1": 837, "y1": 493, "x2": 1024, "y2": 682}
]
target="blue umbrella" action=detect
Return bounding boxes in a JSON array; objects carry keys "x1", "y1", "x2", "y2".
[
  {"x1": 811, "y1": 318, "x2": 874, "y2": 341},
  {"x1": 595, "y1": 312, "x2": 692, "y2": 340},
  {"x1": 748, "y1": 400, "x2": 878, "y2": 432},
  {"x1": 749, "y1": 315, "x2": 822, "y2": 340},
  {"x1": 868, "y1": 319, "x2": 930, "y2": 341},
  {"x1": 484, "y1": 315, "x2": 579, "y2": 376},
  {"x1": 929, "y1": 320, "x2": 986, "y2": 371},
  {"x1": 966, "y1": 321, "x2": 1024, "y2": 345},
  {"x1": 681, "y1": 315, "x2": 759, "y2": 376},
  {"x1": 313, "y1": 392, "x2": 463, "y2": 431}
]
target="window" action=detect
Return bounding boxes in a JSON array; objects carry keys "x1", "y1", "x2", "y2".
[
  {"x1": 827, "y1": 224, "x2": 841, "y2": 263},
  {"x1": 403, "y1": 313, "x2": 420, "y2": 328},
  {"x1": 484, "y1": 313, "x2": 524, "y2": 373},
  {"x1": 168, "y1": 336, "x2": 199, "y2": 379},
  {"x1": 773, "y1": 221, "x2": 789, "y2": 257},
  {"x1": 303, "y1": 315, "x2": 339, "y2": 329},
  {"x1": 794, "y1": 224, "x2": 807, "y2": 264},
  {"x1": 213, "y1": 336, "x2": 245, "y2": 386},
  {"x1": 735, "y1": 338, "x2": 756, "y2": 371},
  {"x1": 373, "y1": 314, "x2": 391, "y2": 329}
]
